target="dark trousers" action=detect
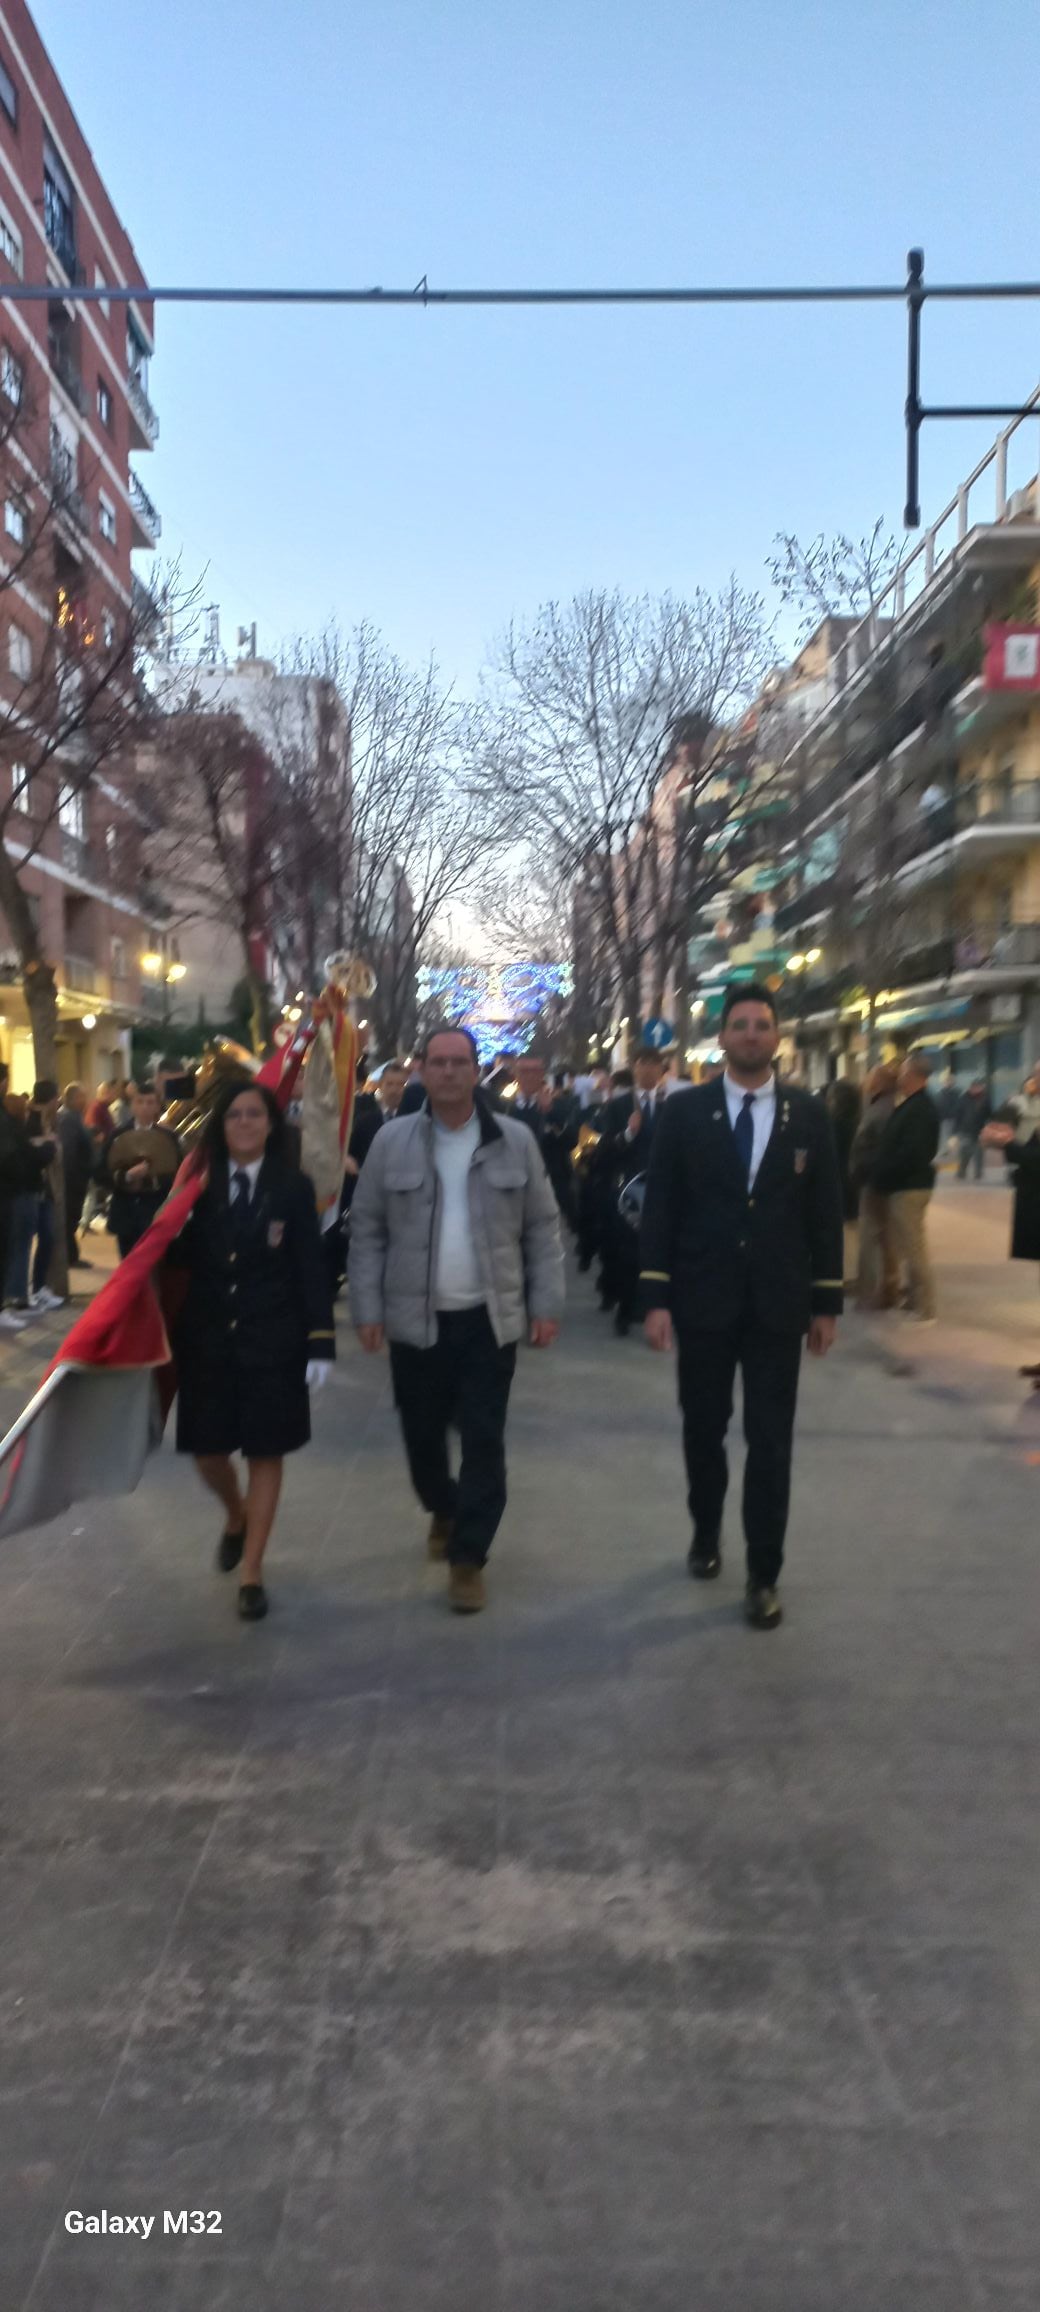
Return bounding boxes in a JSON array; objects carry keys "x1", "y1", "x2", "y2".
[
  {"x1": 31, "y1": 1196, "x2": 54, "y2": 1295},
  {"x1": 66, "y1": 1176, "x2": 87, "y2": 1267},
  {"x1": 677, "y1": 1319, "x2": 803, "y2": 1588},
  {"x1": 607, "y1": 1206, "x2": 640, "y2": 1324},
  {"x1": 390, "y1": 1306, "x2": 517, "y2": 1567}
]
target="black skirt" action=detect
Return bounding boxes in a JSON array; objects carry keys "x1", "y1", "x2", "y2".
[{"x1": 175, "y1": 1351, "x2": 311, "y2": 1459}]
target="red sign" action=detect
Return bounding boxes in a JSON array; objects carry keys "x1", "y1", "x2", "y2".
[{"x1": 982, "y1": 624, "x2": 1040, "y2": 691}]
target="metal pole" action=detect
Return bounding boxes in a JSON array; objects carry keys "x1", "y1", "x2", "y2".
[{"x1": 905, "y1": 248, "x2": 925, "y2": 529}]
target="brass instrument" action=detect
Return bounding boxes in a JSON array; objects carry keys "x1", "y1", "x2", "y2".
[
  {"x1": 159, "y1": 1038, "x2": 258, "y2": 1153},
  {"x1": 572, "y1": 1119, "x2": 603, "y2": 1176}
]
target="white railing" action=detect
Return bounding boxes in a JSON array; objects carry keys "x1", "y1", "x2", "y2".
[{"x1": 779, "y1": 385, "x2": 1040, "y2": 785}]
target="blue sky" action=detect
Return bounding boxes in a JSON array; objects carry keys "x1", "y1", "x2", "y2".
[{"x1": 32, "y1": 0, "x2": 1040, "y2": 690}]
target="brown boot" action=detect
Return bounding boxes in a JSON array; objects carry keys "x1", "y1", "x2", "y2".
[
  {"x1": 428, "y1": 1514, "x2": 454, "y2": 1562},
  {"x1": 448, "y1": 1563, "x2": 486, "y2": 1614}
]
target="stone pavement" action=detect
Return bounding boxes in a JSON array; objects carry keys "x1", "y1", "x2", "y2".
[{"x1": 1, "y1": 1210, "x2": 1038, "y2": 2311}]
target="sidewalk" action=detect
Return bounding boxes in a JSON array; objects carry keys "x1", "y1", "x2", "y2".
[
  {"x1": 0, "y1": 1226, "x2": 1037, "y2": 2310},
  {"x1": 0, "y1": 1229, "x2": 119, "y2": 1428}
]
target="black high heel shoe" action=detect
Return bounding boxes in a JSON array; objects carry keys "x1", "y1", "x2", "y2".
[
  {"x1": 216, "y1": 1527, "x2": 246, "y2": 1573},
  {"x1": 238, "y1": 1583, "x2": 268, "y2": 1621}
]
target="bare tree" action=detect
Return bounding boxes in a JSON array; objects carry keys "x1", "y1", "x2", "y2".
[
  {"x1": 768, "y1": 521, "x2": 903, "y2": 641},
  {"x1": 0, "y1": 370, "x2": 187, "y2": 1079},
  {"x1": 468, "y1": 585, "x2": 772, "y2": 1054},
  {"x1": 145, "y1": 699, "x2": 294, "y2": 1052},
  {"x1": 284, "y1": 626, "x2": 490, "y2": 1054}
]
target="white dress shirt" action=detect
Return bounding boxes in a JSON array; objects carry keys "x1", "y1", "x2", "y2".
[
  {"x1": 723, "y1": 1072, "x2": 777, "y2": 1189},
  {"x1": 230, "y1": 1156, "x2": 264, "y2": 1202}
]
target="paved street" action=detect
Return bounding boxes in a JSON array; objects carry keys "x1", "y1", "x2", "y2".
[{"x1": 1, "y1": 1188, "x2": 1039, "y2": 2311}]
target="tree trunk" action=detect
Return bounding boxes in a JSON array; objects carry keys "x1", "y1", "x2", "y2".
[
  {"x1": 23, "y1": 959, "x2": 69, "y2": 1298},
  {"x1": 247, "y1": 967, "x2": 271, "y2": 1057}
]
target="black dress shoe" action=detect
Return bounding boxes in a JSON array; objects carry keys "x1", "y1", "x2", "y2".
[
  {"x1": 687, "y1": 1535, "x2": 721, "y2": 1579},
  {"x1": 216, "y1": 1527, "x2": 246, "y2": 1573},
  {"x1": 238, "y1": 1583, "x2": 268, "y2": 1621},
  {"x1": 613, "y1": 1312, "x2": 631, "y2": 1337},
  {"x1": 744, "y1": 1584, "x2": 782, "y2": 1630}
]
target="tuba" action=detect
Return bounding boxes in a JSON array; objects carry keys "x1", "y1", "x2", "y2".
[{"x1": 159, "y1": 1038, "x2": 258, "y2": 1153}]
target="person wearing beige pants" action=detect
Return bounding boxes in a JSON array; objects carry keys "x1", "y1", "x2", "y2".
[
  {"x1": 872, "y1": 1052, "x2": 941, "y2": 1324},
  {"x1": 888, "y1": 1188, "x2": 936, "y2": 1320}
]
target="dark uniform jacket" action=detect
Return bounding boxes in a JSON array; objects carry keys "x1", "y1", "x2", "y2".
[
  {"x1": 599, "y1": 1088, "x2": 665, "y2": 1186},
  {"x1": 872, "y1": 1090, "x2": 939, "y2": 1195},
  {"x1": 639, "y1": 1079, "x2": 844, "y2": 1333},
  {"x1": 170, "y1": 1157, "x2": 335, "y2": 1372},
  {"x1": 105, "y1": 1123, "x2": 182, "y2": 1253},
  {"x1": 1006, "y1": 1132, "x2": 1040, "y2": 1263}
]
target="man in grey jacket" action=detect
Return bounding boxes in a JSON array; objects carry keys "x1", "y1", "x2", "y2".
[{"x1": 348, "y1": 1024, "x2": 564, "y2": 1613}]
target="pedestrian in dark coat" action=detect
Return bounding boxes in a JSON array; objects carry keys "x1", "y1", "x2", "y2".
[
  {"x1": 599, "y1": 1050, "x2": 669, "y2": 1334},
  {"x1": 169, "y1": 1080, "x2": 335, "y2": 1621},
  {"x1": 981, "y1": 1081, "x2": 1040, "y2": 1386},
  {"x1": 640, "y1": 983, "x2": 843, "y2": 1629},
  {"x1": 825, "y1": 1074, "x2": 863, "y2": 1291}
]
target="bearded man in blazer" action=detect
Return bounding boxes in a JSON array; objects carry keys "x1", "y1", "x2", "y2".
[{"x1": 640, "y1": 984, "x2": 843, "y2": 1629}]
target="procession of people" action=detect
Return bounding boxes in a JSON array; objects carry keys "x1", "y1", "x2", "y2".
[{"x1": 2, "y1": 977, "x2": 1040, "y2": 1630}]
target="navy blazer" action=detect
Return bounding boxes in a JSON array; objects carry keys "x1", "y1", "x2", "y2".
[
  {"x1": 171, "y1": 1156, "x2": 335, "y2": 1370},
  {"x1": 639, "y1": 1079, "x2": 844, "y2": 1333}
]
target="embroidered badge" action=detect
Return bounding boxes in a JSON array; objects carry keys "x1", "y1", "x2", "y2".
[
  {"x1": 793, "y1": 1148, "x2": 808, "y2": 1175},
  {"x1": 267, "y1": 1220, "x2": 285, "y2": 1248}
]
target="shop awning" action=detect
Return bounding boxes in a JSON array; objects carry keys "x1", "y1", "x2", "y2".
[{"x1": 875, "y1": 997, "x2": 973, "y2": 1032}]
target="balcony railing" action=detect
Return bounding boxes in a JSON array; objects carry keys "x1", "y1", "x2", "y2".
[
  {"x1": 129, "y1": 470, "x2": 161, "y2": 548},
  {"x1": 50, "y1": 425, "x2": 90, "y2": 535},
  {"x1": 127, "y1": 367, "x2": 159, "y2": 448},
  {"x1": 897, "y1": 779, "x2": 1040, "y2": 867},
  {"x1": 48, "y1": 337, "x2": 86, "y2": 415},
  {"x1": 44, "y1": 211, "x2": 80, "y2": 284},
  {"x1": 62, "y1": 951, "x2": 108, "y2": 998}
]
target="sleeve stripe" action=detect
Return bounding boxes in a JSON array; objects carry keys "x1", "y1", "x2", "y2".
[
  {"x1": 812, "y1": 1280, "x2": 843, "y2": 1288},
  {"x1": 640, "y1": 1270, "x2": 670, "y2": 1281}
]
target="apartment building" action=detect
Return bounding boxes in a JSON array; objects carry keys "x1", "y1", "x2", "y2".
[
  {"x1": 770, "y1": 405, "x2": 1040, "y2": 1103},
  {"x1": 0, "y1": 0, "x2": 161, "y2": 1089}
]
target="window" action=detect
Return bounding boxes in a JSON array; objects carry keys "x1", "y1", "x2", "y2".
[
  {"x1": 0, "y1": 57, "x2": 17, "y2": 128},
  {"x1": 10, "y1": 761, "x2": 30, "y2": 812},
  {"x1": 8, "y1": 622, "x2": 30, "y2": 680},
  {"x1": 102, "y1": 609, "x2": 116, "y2": 650},
  {"x1": 105, "y1": 823, "x2": 117, "y2": 861},
  {"x1": 43, "y1": 139, "x2": 76, "y2": 277},
  {"x1": 4, "y1": 496, "x2": 26, "y2": 545},
  {"x1": 97, "y1": 379, "x2": 113, "y2": 431},
  {"x1": 0, "y1": 199, "x2": 22, "y2": 277},
  {"x1": 127, "y1": 317, "x2": 149, "y2": 390},
  {"x1": 98, "y1": 493, "x2": 116, "y2": 546},
  {"x1": 1, "y1": 345, "x2": 22, "y2": 403},
  {"x1": 111, "y1": 935, "x2": 126, "y2": 976},
  {"x1": 94, "y1": 265, "x2": 109, "y2": 320},
  {"x1": 58, "y1": 783, "x2": 85, "y2": 840}
]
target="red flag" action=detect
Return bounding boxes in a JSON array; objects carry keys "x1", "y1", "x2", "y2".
[{"x1": 0, "y1": 1170, "x2": 206, "y2": 1541}]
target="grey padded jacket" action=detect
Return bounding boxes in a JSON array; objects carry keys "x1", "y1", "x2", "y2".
[{"x1": 347, "y1": 1098, "x2": 565, "y2": 1348}]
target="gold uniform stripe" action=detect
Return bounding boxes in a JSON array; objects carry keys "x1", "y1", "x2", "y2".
[
  {"x1": 813, "y1": 1280, "x2": 843, "y2": 1288},
  {"x1": 640, "y1": 1270, "x2": 670, "y2": 1282}
]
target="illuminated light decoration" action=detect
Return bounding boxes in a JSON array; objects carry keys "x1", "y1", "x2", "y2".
[{"x1": 416, "y1": 960, "x2": 573, "y2": 1065}]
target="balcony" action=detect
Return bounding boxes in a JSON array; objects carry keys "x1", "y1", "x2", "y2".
[
  {"x1": 896, "y1": 780, "x2": 1040, "y2": 885},
  {"x1": 47, "y1": 335, "x2": 86, "y2": 415},
  {"x1": 127, "y1": 368, "x2": 159, "y2": 451},
  {"x1": 62, "y1": 951, "x2": 109, "y2": 1000},
  {"x1": 129, "y1": 470, "x2": 161, "y2": 550},
  {"x1": 50, "y1": 426, "x2": 90, "y2": 537}
]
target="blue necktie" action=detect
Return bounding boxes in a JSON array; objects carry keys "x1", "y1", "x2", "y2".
[{"x1": 734, "y1": 1092, "x2": 755, "y2": 1183}]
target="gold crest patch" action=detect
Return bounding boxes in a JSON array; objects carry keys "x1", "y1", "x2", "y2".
[{"x1": 267, "y1": 1219, "x2": 285, "y2": 1248}]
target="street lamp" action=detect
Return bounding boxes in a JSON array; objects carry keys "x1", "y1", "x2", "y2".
[
  {"x1": 141, "y1": 951, "x2": 188, "y2": 1026},
  {"x1": 785, "y1": 948, "x2": 822, "y2": 1078}
]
